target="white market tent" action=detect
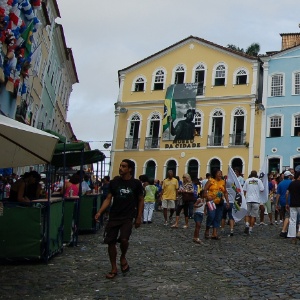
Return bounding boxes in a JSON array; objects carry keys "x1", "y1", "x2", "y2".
[{"x1": 0, "y1": 115, "x2": 59, "y2": 168}]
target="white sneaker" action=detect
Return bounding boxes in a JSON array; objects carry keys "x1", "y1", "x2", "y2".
[{"x1": 164, "y1": 221, "x2": 168, "y2": 226}]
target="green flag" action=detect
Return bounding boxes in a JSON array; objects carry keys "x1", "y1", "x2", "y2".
[
  {"x1": 163, "y1": 85, "x2": 176, "y2": 132},
  {"x1": 21, "y1": 21, "x2": 34, "y2": 58}
]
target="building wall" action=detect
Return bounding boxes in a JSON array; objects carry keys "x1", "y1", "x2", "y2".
[
  {"x1": 263, "y1": 47, "x2": 300, "y2": 171},
  {"x1": 111, "y1": 37, "x2": 262, "y2": 180}
]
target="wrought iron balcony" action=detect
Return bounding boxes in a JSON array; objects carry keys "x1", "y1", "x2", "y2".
[
  {"x1": 145, "y1": 137, "x2": 160, "y2": 149},
  {"x1": 196, "y1": 84, "x2": 205, "y2": 96},
  {"x1": 124, "y1": 138, "x2": 140, "y2": 150},
  {"x1": 207, "y1": 134, "x2": 224, "y2": 146},
  {"x1": 229, "y1": 133, "x2": 246, "y2": 146}
]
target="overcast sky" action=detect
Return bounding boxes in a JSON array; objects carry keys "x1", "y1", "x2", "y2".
[{"x1": 56, "y1": 0, "x2": 300, "y2": 153}]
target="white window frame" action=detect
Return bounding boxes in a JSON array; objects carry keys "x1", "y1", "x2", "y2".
[
  {"x1": 126, "y1": 112, "x2": 142, "y2": 138},
  {"x1": 208, "y1": 108, "x2": 225, "y2": 145},
  {"x1": 171, "y1": 64, "x2": 186, "y2": 84},
  {"x1": 292, "y1": 113, "x2": 300, "y2": 136},
  {"x1": 151, "y1": 68, "x2": 166, "y2": 91},
  {"x1": 269, "y1": 73, "x2": 285, "y2": 97},
  {"x1": 233, "y1": 67, "x2": 249, "y2": 86},
  {"x1": 292, "y1": 71, "x2": 300, "y2": 95},
  {"x1": 267, "y1": 114, "x2": 283, "y2": 137},
  {"x1": 212, "y1": 62, "x2": 228, "y2": 87},
  {"x1": 192, "y1": 62, "x2": 207, "y2": 86},
  {"x1": 194, "y1": 110, "x2": 203, "y2": 137},
  {"x1": 131, "y1": 75, "x2": 147, "y2": 92},
  {"x1": 146, "y1": 111, "x2": 161, "y2": 137}
]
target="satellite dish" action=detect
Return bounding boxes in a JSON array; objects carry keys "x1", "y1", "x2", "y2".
[{"x1": 103, "y1": 143, "x2": 111, "y2": 149}]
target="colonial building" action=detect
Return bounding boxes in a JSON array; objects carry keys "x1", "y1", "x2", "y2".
[
  {"x1": 261, "y1": 33, "x2": 300, "y2": 173},
  {"x1": 111, "y1": 36, "x2": 263, "y2": 180}
]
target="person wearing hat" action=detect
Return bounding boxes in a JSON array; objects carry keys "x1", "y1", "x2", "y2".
[
  {"x1": 276, "y1": 170, "x2": 294, "y2": 237},
  {"x1": 168, "y1": 108, "x2": 196, "y2": 140}
]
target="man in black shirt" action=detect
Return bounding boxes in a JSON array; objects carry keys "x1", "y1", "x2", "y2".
[{"x1": 95, "y1": 159, "x2": 144, "y2": 279}]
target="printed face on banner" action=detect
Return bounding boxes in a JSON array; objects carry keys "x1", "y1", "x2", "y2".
[{"x1": 162, "y1": 83, "x2": 198, "y2": 141}]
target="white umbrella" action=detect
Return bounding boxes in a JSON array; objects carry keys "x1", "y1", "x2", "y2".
[{"x1": 0, "y1": 115, "x2": 59, "y2": 168}]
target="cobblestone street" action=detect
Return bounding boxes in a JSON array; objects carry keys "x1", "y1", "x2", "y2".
[{"x1": 1, "y1": 211, "x2": 300, "y2": 300}]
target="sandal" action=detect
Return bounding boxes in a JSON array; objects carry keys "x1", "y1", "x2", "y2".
[
  {"x1": 106, "y1": 272, "x2": 118, "y2": 279},
  {"x1": 171, "y1": 224, "x2": 178, "y2": 228},
  {"x1": 204, "y1": 234, "x2": 210, "y2": 239},
  {"x1": 211, "y1": 236, "x2": 221, "y2": 240},
  {"x1": 120, "y1": 259, "x2": 130, "y2": 273},
  {"x1": 183, "y1": 225, "x2": 189, "y2": 229},
  {"x1": 193, "y1": 238, "x2": 203, "y2": 244}
]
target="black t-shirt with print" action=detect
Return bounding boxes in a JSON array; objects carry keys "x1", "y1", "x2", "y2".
[
  {"x1": 108, "y1": 176, "x2": 144, "y2": 220},
  {"x1": 288, "y1": 180, "x2": 300, "y2": 207}
]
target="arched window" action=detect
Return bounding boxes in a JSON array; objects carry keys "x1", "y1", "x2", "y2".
[
  {"x1": 208, "y1": 109, "x2": 224, "y2": 146},
  {"x1": 194, "y1": 63, "x2": 206, "y2": 96},
  {"x1": 173, "y1": 65, "x2": 185, "y2": 84},
  {"x1": 230, "y1": 108, "x2": 245, "y2": 145},
  {"x1": 166, "y1": 160, "x2": 177, "y2": 178},
  {"x1": 214, "y1": 64, "x2": 226, "y2": 86},
  {"x1": 146, "y1": 112, "x2": 161, "y2": 149},
  {"x1": 125, "y1": 114, "x2": 141, "y2": 149},
  {"x1": 231, "y1": 158, "x2": 243, "y2": 172},
  {"x1": 194, "y1": 111, "x2": 202, "y2": 136},
  {"x1": 210, "y1": 159, "x2": 221, "y2": 173},
  {"x1": 132, "y1": 76, "x2": 146, "y2": 92},
  {"x1": 153, "y1": 69, "x2": 165, "y2": 90},
  {"x1": 235, "y1": 69, "x2": 248, "y2": 85},
  {"x1": 145, "y1": 160, "x2": 156, "y2": 179},
  {"x1": 188, "y1": 159, "x2": 199, "y2": 180}
]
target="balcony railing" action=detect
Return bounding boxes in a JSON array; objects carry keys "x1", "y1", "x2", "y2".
[
  {"x1": 144, "y1": 137, "x2": 160, "y2": 149},
  {"x1": 124, "y1": 138, "x2": 140, "y2": 150},
  {"x1": 207, "y1": 134, "x2": 224, "y2": 146},
  {"x1": 196, "y1": 84, "x2": 205, "y2": 96},
  {"x1": 229, "y1": 133, "x2": 246, "y2": 146}
]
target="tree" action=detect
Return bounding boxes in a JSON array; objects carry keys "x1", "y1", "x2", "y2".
[{"x1": 227, "y1": 43, "x2": 260, "y2": 56}]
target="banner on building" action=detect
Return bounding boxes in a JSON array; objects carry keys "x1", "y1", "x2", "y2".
[
  {"x1": 162, "y1": 83, "x2": 198, "y2": 141},
  {"x1": 227, "y1": 165, "x2": 247, "y2": 222},
  {"x1": 259, "y1": 157, "x2": 269, "y2": 204}
]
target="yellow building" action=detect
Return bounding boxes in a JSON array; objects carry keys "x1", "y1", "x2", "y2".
[{"x1": 111, "y1": 36, "x2": 263, "y2": 180}]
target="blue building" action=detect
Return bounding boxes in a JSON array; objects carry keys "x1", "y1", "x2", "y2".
[{"x1": 261, "y1": 33, "x2": 300, "y2": 173}]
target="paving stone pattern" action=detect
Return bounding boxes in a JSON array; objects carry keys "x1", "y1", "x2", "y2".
[{"x1": 1, "y1": 212, "x2": 300, "y2": 300}]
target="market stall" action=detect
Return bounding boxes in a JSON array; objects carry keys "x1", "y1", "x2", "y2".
[{"x1": 0, "y1": 115, "x2": 61, "y2": 262}]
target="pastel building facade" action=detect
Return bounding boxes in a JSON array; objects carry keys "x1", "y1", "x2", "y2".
[
  {"x1": 111, "y1": 36, "x2": 263, "y2": 180},
  {"x1": 261, "y1": 34, "x2": 300, "y2": 173}
]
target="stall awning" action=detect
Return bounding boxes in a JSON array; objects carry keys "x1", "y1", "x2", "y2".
[
  {"x1": 51, "y1": 149, "x2": 106, "y2": 167},
  {"x1": 0, "y1": 115, "x2": 58, "y2": 168},
  {"x1": 54, "y1": 142, "x2": 86, "y2": 154},
  {"x1": 43, "y1": 129, "x2": 67, "y2": 143}
]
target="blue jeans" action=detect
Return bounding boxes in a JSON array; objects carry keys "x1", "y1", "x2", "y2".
[{"x1": 206, "y1": 204, "x2": 223, "y2": 228}]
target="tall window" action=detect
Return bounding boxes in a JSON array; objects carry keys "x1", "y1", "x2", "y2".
[
  {"x1": 146, "y1": 113, "x2": 160, "y2": 149},
  {"x1": 145, "y1": 160, "x2": 156, "y2": 179},
  {"x1": 294, "y1": 114, "x2": 300, "y2": 136},
  {"x1": 231, "y1": 108, "x2": 245, "y2": 145},
  {"x1": 236, "y1": 69, "x2": 247, "y2": 85},
  {"x1": 214, "y1": 64, "x2": 226, "y2": 86},
  {"x1": 134, "y1": 77, "x2": 145, "y2": 92},
  {"x1": 188, "y1": 159, "x2": 199, "y2": 180},
  {"x1": 194, "y1": 111, "x2": 202, "y2": 136},
  {"x1": 271, "y1": 74, "x2": 283, "y2": 97},
  {"x1": 294, "y1": 72, "x2": 300, "y2": 95},
  {"x1": 209, "y1": 109, "x2": 223, "y2": 146},
  {"x1": 125, "y1": 114, "x2": 140, "y2": 149},
  {"x1": 153, "y1": 70, "x2": 165, "y2": 90},
  {"x1": 194, "y1": 64, "x2": 205, "y2": 95},
  {"x1": 269, "y1": 116, "x2": 282, "y2": 137},
  {"x1": 166, "y1": 160, "x2": 177, "y2": 178},
  {"x1": 210, "y1": 159, "x2": 221, "y2": 173},
  {"x1": 174, "y1": 65, "x2": 185, "y2": 84}
]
